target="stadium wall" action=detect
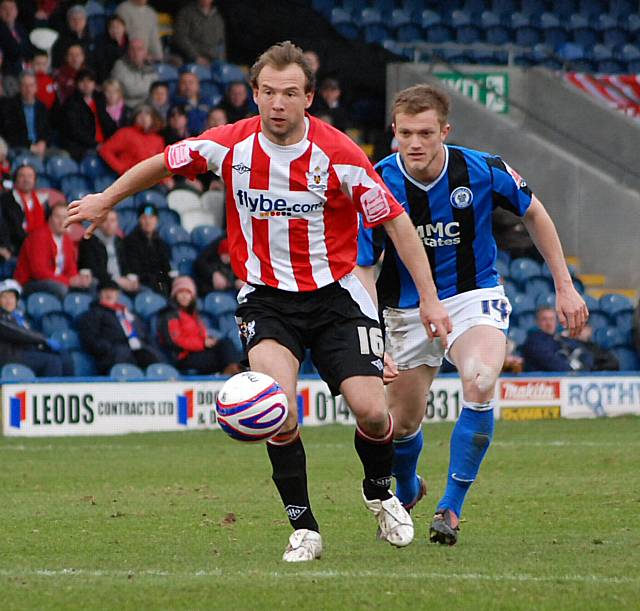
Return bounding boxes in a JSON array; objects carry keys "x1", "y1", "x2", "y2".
[
  {"x1": 2, "y1": 374, "x2": 639, "y2": 437},
  {"x1": 386, "y1": 63, "x2": 640, "y2": 288}
]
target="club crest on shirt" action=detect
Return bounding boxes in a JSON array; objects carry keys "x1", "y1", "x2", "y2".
[
  {"x1": 450, "y1": 186, "x2": 474, "y2": 209},
  {"x1": 305, "y1": 166, "x2": 329, "y2": 192}
]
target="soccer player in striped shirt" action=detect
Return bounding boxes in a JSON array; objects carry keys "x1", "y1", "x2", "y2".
[
  {"x1": 66, "y1": 42, "x2": 452, "y2": 561},
  {"x1": 357, "y1": 84, "x2": 588, "y2": 545}
]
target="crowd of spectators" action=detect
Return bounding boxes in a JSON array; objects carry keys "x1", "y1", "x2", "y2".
[{"x1": 0, "y1": 0, "x2": 633, "y2": 378}]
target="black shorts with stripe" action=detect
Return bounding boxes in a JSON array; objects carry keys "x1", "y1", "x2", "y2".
[{"x1": 235, "y1": 274, "x2": 384, "y2": 395}]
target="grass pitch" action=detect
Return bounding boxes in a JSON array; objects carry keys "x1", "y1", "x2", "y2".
[{"x1": 1, "y1": 417, "x2": 639, "y2": 610}]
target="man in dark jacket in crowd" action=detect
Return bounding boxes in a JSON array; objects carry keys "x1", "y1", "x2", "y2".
[
  {"x1": 0, "y1": 0, "x2": 35, "y2": 77},
  {"x1": 0, "y1": 279, "x2": 71, "y2": 376},
  {"x1": 173, "y1": 0, "x2": 226, "y2": 65},
  {"x1": 77, "y1": 209, "x2": 140, "y2": 293},
  {"x1": 60, "y1": 69, "x2": 117, "y2": 161},
  {"x1": 522, "y1": 306, "x2": 590, "y2": 372},
  {"x1": 122, "y1": 204, "x2": 172, "y2": 296},
  {"x1": 193, "y1": 236, "x2": 241, "y2": 296},
  {"x1": 77, "y1": 279, "x2": 163, "y2": 374}
]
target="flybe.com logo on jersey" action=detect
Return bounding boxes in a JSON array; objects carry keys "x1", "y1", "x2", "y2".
[
  {"x1": 236, "y1": 190, "x2": 325, "y2": 218},
  {"x1": 416, "y1": 222, "x2": 461, "y2": 247}
]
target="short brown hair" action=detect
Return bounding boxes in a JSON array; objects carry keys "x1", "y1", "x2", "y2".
[
  {"x1": 249, "y1": 41, "x2": 315, "y2": 94},
  {"x1": 392, "y1": 84, "x2": 451, "y2": 126}
]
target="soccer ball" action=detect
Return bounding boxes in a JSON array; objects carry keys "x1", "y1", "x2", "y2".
[{"x1": 216, "y1": 371, "x2": 288, "y2": 442}]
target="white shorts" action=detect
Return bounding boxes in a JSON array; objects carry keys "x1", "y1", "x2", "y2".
[{"x1": 383, "y1": 286, "x2": 511, "y2": 369}]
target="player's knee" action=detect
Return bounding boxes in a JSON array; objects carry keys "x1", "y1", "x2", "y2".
[
  {"x1": 356, "y1": 407, "x2": 390, "y2": 438},
  {"x1": 459, "y1": 357, "x2": 498, "y2": 400}
]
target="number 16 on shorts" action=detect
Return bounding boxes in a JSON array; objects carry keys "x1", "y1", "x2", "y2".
[{"x1": 357, "y1": 326, "x2": 384, "y2": 356}]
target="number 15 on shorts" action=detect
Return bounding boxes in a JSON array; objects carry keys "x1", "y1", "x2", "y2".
[{"x1": 357, "y1": 326, "x2": 384, "y2": 356}]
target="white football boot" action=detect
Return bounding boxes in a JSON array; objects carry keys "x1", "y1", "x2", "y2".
[
  {"x1": 282, "y1": 529, "x2": 323, "y2": 562},
  {"x1": 363, "y1": 491, "x2": 414, "y2": 547}
]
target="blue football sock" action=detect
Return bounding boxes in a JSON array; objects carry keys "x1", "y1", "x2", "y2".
[
  {"x1": 392, "y1": 428, "x2": 424, "y2": 506},
  {"x1": 437, "y1": 402, "x2": 494, "y2": 517}
]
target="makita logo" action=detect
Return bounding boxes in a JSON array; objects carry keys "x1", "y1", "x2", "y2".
[
  {"x1": 236, "y1": 190, "x2": 324, "y2": 217},
  {"x1": 416, "y1": 222, "x2": 460, "y2": 246},
  {"x1": 501, "y1": 381, "x2": 561, "y2": 401}
]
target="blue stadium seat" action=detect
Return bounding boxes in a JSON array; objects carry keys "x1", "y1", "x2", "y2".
[
  {"x1": 203, "y1": 291, "x2": 237, "y2": 318},
  {"x1": 85, "y1": 0, "x2": 104, "y2": 16},
  {"x1": 134, "y1": 291, "x2": 167, "y2": 319},
  {"x1": 217, "y1": 313, "x2": 238, "y2": 335},
  {"x1": 599, "y1": 293, "x2": 634, "y2": 316},
  {"x1": 300, "y1": 350, "x2": 318, "y2": 374},
  {"x1": 45, "y1": 156, "x2": 79, "y2": 182},
  {"x1": 12, "y1": 153, "x2": 45, "y2": 173},
  {"x1": 156, "y1": 62, "x2": 179, "y2": 82},
  {"x1": 526, "y1": 276, "x2": 554, "y2": 297},
  {"x1": 36, "y1": 175, "x2": 53, "y2": 189},
  {"x1": 181, "y1": 62, "x2": 211, "y2": 82},
  {"x1": 495, "y1": 258, "x2": 509, "y2": 279},
  {"x1": 450, "y1": 9, "x2": 473, "y2": 27},
  {"x1": 464, "y1": 0, "x2": 486, "y2": 13},
  {"x1": 568, "y1": 13, "x2": 590, "y2": 29},
  {"x1": 557, "y1": 42, "x2": 586, "y2": 62},
  {"x1": 312, "y1": 0, "x2": 333, "y2": 17},
  {"x1": 594, "y1": 327, "x2": 625, "y2": 350},
  {"x1": 509, "y1": 258, "x2": 541, "y2": 285},
  {"x1": 520, "y1": 0, "x2": 546, "y2": 15},
  {"x1": 135, "y1": 190, "x2": 168, "y2": 209},
  {"x1": 342, "y1": 0, "x2": 366, "y2": 12},
  {"x1": 26, "y1": 292, "x2": 62, "y2": 321},
  {"x1": 40, "y1": 311, "x2": 71, "y2": 336},
  {"x1": 93, "y1": 175, "x2": 115, "y2": 192},
  {"x1": 80, "y1": 154, "x2": 112, "y2": 180},
  {"x1": 456, "y1": 25, "x2": 483, "y2": 44},
  {"x1": 593, "y1": 13, "x2": 618, "y2": 31},
  {"x1": 511, "y1": 12, "x2": 538, "y2": 28},
  {"x1": 159, "y1": 224, "x2": 190, "y2": 246},
  {"x1": 618, "y1": 44, "x2": 640, "y2": 62},
  {"x1": 610, "y1": 0, "x2": 634, "y2": 18},
  {"x1": 588, "y1": 310, "x2": 612, "y2": 331},
  {"x1": 514, "y1": 25, "x2": 543, "y2": 46},
  {"x1": 582, "y1": 293, "x2": 599, "y2": 311},
  {"x1": 513, "y1": 311, "x2": 537, "y2": 332},
  {"x1": 485, "y1": 24, "x2": 512, "y2": 45},
  {"x1": 191, "y1": 224, "x2": 224, "y2": 251},
  {"x1": 1, "y1": 363, "x2": 36, "y2": 381},
  {"x1": 613, "y1": 310, "x2": 634, "y2": 334},
  {"x1": 110, "y1": 363, "x2": 145, "y2": 380},
  {"x1": 70, "y1": 350, "x2": 98, "y2": 376},
  {"x1": 510, "y1": 292, "x2": 537, "y2": 314},
  {"x1": 480, "y1": 10, "x2": 501, "y2": 28},
  {"x1": 597, "y1": 59, "x2": 626, "y2": 73},
  {"x1": 158, "y1": 208, "x2": 181, "y2": 228},
  {"x1": 119, "y1": 293, "x2": 133, "y2": 311},
  {"x1": 364, "y1": 24, "x2": 390, "y2": 45},
  {"x1": 508, "y1": 326, "x2": 527, "y2": 347},
  {"x1": 146, "y1": 362, "x2": 180, "y2": 380},
  {"x1": 554, "y1": 0, "x2": 579, "y2": 18},
  {"x1": 579, "y1": 0, "x2": 606, "y2": 18},
  {"x1": 225, "y1": 326, "x2": 242, "y2": 353},
  {"x1": 334, "y1": 22, "x2": 360, "y2": 40},
  {"x1": 612, "y1": 347, "x2": 639, "y2": 371},
  {"x1": 492, "y1": 0, "x2": 518, "y2": 17},
  {"x1": 88, "y1": 14, "x2": 106, "y2": 37},
  {"x1": 534, "y1": 292, "x2": 556, "y2": 309},
  {"x1": 394, "y1": 24, "x2": 422, "y2": 43},
  {"x1": 390, "y1": 8, "x2": 412, "y2": 29},
  {"x1": 211, "y1": 61, "x2": 246, "y2": 86},
  {"x1": 63, "y1": 292, "x2": 93, "y2": 319},
  {"x1": 572, "y1": 27, "x2": 598, "y2": 48},
  {"x1": 359, "y1": 7, "x2": 382, "y2": 25},
  {"x1": 420, "y1": 9, "x2": 442, "y2": 29},
  {"x1": 60, "y1": 175, "x2": 91, "y2": 197},
  {"x1": 540, "y1": 13, "x2": 561, "y2": 28},
  {"x1": 543, "y1": 26, "x2": 570, "y2": 48},
  {"x1": 602, "y1": 27, "x2": 628, "y2": 48},
  {"x1": 502, "y1": 280, "x2": 519, "y2": 300},
  {"x1": 330, "y1": 7, "x2": 352, "y2": 25},
  {"x1": 426, "y1": 24, "x2": 455, "y2": 44},
  {"x1": 118, "y1": 208, "x2": 138, "y2": 234},
  {"x1": 200, "y1": 79, "x2": 223, "y2": 101},
  {"x1": 171, "y1": 243, "x2": 198, "y2": 276},
  {"x1": 50, "y1": 328, "x2": 80, "y2": 350},
  {"x1": 591, "y1": 44, "x2": 615, "y2": 61}
]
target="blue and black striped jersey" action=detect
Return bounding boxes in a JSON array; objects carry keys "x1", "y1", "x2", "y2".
[{"x1": 357, "y1": 145, "x2": 533, "y2": 307}]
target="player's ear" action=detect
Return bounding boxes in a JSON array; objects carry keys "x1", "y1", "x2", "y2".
[
  {"x1": 252, "y1": 87, "x2": 259, "y2": 105},
  {"x1": 305, "y1": 90, "x2": 314, "y2": 109},
  {"x1": 391, "y1": 122, "x2": 396, "y2": 135},
  {"x1": 441, "y1": 123, "x2": 451, "y2": 141}
]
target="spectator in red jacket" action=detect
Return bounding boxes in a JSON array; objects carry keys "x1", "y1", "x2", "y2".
[
  {"x1": 32, "y1": 50, "x2": 57, "y2": 110},
  {"x1": 14, "y1": 202, "x2": 93, "y2": 299},
  {"x1": 99, "y1": 104, "x2": 165, "y2": 175},
  {"x1": 157, "y1": 275, "x2": 242, "y2": 374}
]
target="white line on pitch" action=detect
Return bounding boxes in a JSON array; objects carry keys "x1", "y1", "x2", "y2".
[{"x1": 0, "y1": 569, "x2": 636, "y2": 585}]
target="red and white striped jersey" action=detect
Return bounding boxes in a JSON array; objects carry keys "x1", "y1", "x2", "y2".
[{"x1": 164, "y1": 115, "x2": 404, "y2": 292}]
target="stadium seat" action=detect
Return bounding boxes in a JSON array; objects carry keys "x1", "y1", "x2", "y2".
[
  {"x1": 456, "y1": 25, "x2": 483, "y2": 45},
  {"x1": 364, "y1": 24, "x2": 389, "y2": 45},
  {"x1": 26, "y1": 292, "x2": 62, "y2": 321},
  {"x1": 582, "y1": 293, "x2": 599, "y2": 311},
  {"x1": 610, "y1": 0, "x2": 634, "y2": 17},
  {"x1": 63, "y1": 292, "x2": 92, "y2": 319},
  {"x1": 591, "y1": 44, "x2": 615, "y2": 62},
  {"x1": 1, "y1": 363, "x2": 36, "y2": 382},
  {"x1": 210, "y1": 61, "x2": 246, "y2": 86},
  {"x1": 514, "y1": 25, "x2": 542, "y2": 46},
  {"x1": 65, "y1": 187, "x2": 91, "y2": 203},
  {"x1": 217, "y1": 313, "x2": 238, "y2": 335},
  {"x1": 50, "y1": 328, "x2": 80, "y2": 350},
  {"x1": 45, "y1": 156, "x2": 79, "y2": 182},
  {"x1": 509, "y1": 258, "x2": 541, "y2": 285},
  {"x1": 390, "y1": 8, "x2": 411, "y2": 29},
  {"x1": 588, "y1": 310, "x2": 612, "y2": 331},
  {"x1": 171, "y1": 243, "x2": 198, "y2": 275},
  {"x1": 557, "y1": 42, "x2": 586, "y2": 62},
  {"x1": 134, "y1": 291, "x2": 167, "y2": 319},
  {"x1": 191, "y1": 224, "x2": 224, "y2": 251},
  {"x1": 599, "y1": 293, "x2": 634, "y2": 315},
  {"x1": 203, "y1": 291, "x2": 237, "y2": 318},
  {"x1": 200, "y1": 79, "x2": 223, "y2": 102},
  {"x1": 502, "y1": 280, "x2": 519, "y2": 300},
  {"x1": 157, "y1": 208, "x2": 181, "y2": 228},
  {"x1": 200, "y1": 191, "x2": 225, "y2": 227},
  {"x1": 534, "y1": 292, "x2": 555, "y2": 309},
  {"x1": 572, "y1": 27, "x2": 598, "y2": 48},
  {"x1": 80, "y1": 154, "x2": 112, "y2": 180},
  {"x1": 118, "y1": 293, "x2": 133, "y2": 311},
  {"x1": 520, "y1": 0, "x2": 546, "y2": 15},
  {"x1": 492, "y1": 0, "x2": 518, "y2": 17},
  {"x1": 485, "y1": 24, "x2": 512, "y2": 45},
  {"x1": 135, "y1": 190, "x2": 168, "y2": 209},
  {"x1": 118, "y1": 208, "x2": 138, "y2": 234},
  {"x1": 450, "y1": 9, "x2": 473, "y2": 27},
  {"x1": 509, "y1": 292, "x2": 537, "y2": 314},
  {"x1": 425, "y1": 24, "x2": 454, "y2": 44},
  {"x1": 155, "y1": 62, "x2": 179, "y2": 82},
  {"x1": 554, "y1": 0, "x2": 579, "y2": 18},
  {"x1": 513, "y1": 311, "x2": 537, "y2": 332},
  {"x1": 511, "y1": 12, "x2": 537, "y2": 28},
  {"x1": 146, "y1": 362, "x2": 180, "y2": 380},
  {"x1": 12, "y1": 153, "x2": 45, "y2": 173},
  {"x1": 525, "y1": 276, "x2": 554, "y2": 297},
  {"x1": 159, "y1": 223, "x2": 190, "y2": 246},
  {"x1": 36, "y1": 175, "x2": 52, "y2": 189},
  {"x1": 312, "y1": 0, "x2": 333, "y2": 18},
  {"x1": 594, "y1": 327, "x2": 625, "y2": 349},
  {"x1": 109, "y1": 363, "x2": 145, "y2": 380},
  {"x1": 93, "y1": 175, "x2": 116, "y2": 192},
  {"x1": 579, "y1": 0, "x2": 607, "y2": 18},
  {"x1": 60, "y1": 175, "x2": 91, "y2": 197},
  {"x1": 602, "y1": 27, "x2": 628, "y2": 48},
  {"x1": 359, "y1": 7, "x2": 382, "y2": 25},
  {"x1": 181, "y1": 62, "x2": 211, "y2": 82},
  {"x1": 180, "y1": 209, "x2": 213, "y2": 233},
  {"x1": 508, "y1": 326, "x2": 527, "y2": 347},
  {"x1": 167, "y1": 188, "x2": 201, "y2": 215},
  {"x1": 543, "y1": 26, "x2": 569, "y2": 48},
  {"x1": 420, "y1": 9, "x2": 442, "y2": 29},
  {"x1": 70, "y1": 350, "x2": 97, "y2": 376},
  {"x1": 613, "y1": 310, "x2": 634, "y2": 334},
  {"x1": 612, "y1": 347, "x2": 639, "y2": 371},
  {"x1": 495, "y1": 258, "x2": 509, "y2": 279},
  {"x1": 225, "y1": 326, "x2": 242, "y2": 353},
  {"x1": 40, "y1": 311, "x2": 71, "y2": 336}
]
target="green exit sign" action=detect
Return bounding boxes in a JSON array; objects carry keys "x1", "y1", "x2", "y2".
[{"x1": 435, "y1": 72, "x2": 509, "y2": 113}]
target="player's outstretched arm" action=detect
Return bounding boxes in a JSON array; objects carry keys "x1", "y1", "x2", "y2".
[
  {"x1": 383, "y1": 212, "x2": 452, "y2": 347},
  {"x1": 523, "y1": 195, "x2": 589, "y2": 337},
  {"x1": 65, "y1": 153, "x2": 170, "y2": 238}
]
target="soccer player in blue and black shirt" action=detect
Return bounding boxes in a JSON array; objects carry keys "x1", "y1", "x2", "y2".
[{"x1": 357, "y1": 84, "x2": 588, "y2": 545}]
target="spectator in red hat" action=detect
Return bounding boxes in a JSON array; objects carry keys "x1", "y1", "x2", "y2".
[{"x1": 157, "y1": 275, "x2": 242, "y2": 374}]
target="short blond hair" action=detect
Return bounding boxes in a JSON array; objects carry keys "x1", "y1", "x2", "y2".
[
  {"x1": 249, "y1": 41, "x2": 315, "y2": 93},
  {"x1": 392, "y1": 84, "x2": 451, "y2": 126}
]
